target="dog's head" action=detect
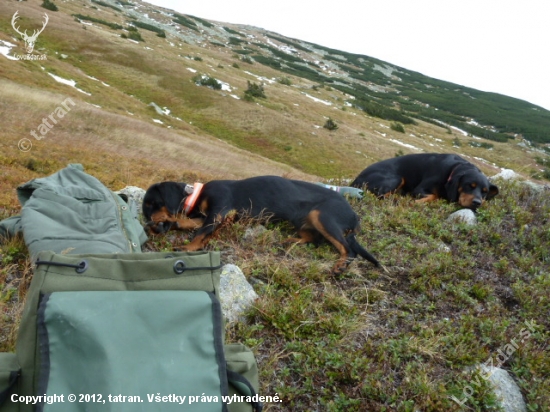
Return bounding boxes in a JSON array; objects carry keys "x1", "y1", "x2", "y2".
[
  {"x1": 445, "y1": 165, "x2": 499, "y2": 210},
  {"x1": 142, "y1": 181, "x2": 189, "y2": 233}
]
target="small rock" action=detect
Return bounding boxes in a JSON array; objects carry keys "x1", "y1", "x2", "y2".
[
  {"x1": 219, "y1": 264, "x2": 258, "y2": 323},
  {"x1": 437, "y1": 242, "x2": 451, "y2": 253},
  {"x1": 115, "y1": 186, "x2": 146, "y2": 215},
  {"x1": 243, "y1": 225, "x2": 267, "y2": 242},
  {"x1": 447, "y1": 209, "x2": 477, "y2": 226},
  {"x1": 477, "y1": 366, "x2": 527, "y2": 412}
]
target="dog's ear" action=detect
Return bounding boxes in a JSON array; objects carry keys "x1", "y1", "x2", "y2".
[
  {"x1": 157, "y1": 182, "x2": 188, "y2": 215},
  {"x1": 486, "y1": 183, "x2": 499, "y2": 200},
  {"x1": 444, "y1": 170, "x2": 462, "y2": 202}
]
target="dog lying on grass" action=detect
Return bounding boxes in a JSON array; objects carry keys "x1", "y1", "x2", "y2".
[
  {"x1": 143, "y1": 175, "x2": 381, "y2": 275},
  {"x1": 351, "y1": 153, "x2": 499, "y2": 210}
]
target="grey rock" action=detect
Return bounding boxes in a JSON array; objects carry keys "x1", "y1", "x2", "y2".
[
  {"x1": 115, "y1": 186, "x2": 146, "y2": 215},
  {"x1": 447, "y1": 209, "x2": 477, "y2": 226},
  {"x1": 477, "y1": 366, "x2": 527, "y2": 412},
  {"x1": 220, "y1": 264, "x2": 258, "y2": 323},
  {"x1": 243, "y1": 225, "x2": 267, "y2": 242}
]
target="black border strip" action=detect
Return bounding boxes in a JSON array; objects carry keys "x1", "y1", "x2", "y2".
[
  {"x1": 35, "y1": 293, "x2": 52, "y2": 412},
  {"x1": 208, "y1": 292, "x2": 229, "y2": 412}
]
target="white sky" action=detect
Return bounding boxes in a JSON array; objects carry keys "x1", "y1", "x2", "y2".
[{"x1": 145, "y1": 0, "x2": 550, "y2": 111}]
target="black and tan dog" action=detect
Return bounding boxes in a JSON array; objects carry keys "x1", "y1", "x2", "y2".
[
  {"x1": 351, "y1": 153, "x2": 499, "y2": 210},
  {"x1": 142, "y1": 176, "x2": 381, "y2": 275}
]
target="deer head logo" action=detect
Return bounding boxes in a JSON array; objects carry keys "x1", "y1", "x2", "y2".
[{"x1": 11, "y1": 11, "x2": 49, "y2": 54}]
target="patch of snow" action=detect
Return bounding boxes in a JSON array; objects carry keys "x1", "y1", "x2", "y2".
[
  {"x1": 389, "y1": 139, "x2": 421, "y2": 151},
  {"x1": 0, "y1": 40, "x2": 17, "y2": 60},
  {"x1": 244, "y1": 71, "x2": 276, "y2": 84},
  {"x1": 48, "y1": 73, "x2": 91, "y2": 95},
  {"x1": 187, "y1": 67, "x2": 197, "y2": 73},
  {"x1": 219, "y1": 81, "x2": 232, "y2": 92},
  {"x1": 302, "y1": 93, "x2": 332, "y2": 106},
  {"x1": 152, "y1": 119, "x2": 163, "y2": 124},
  {"x1": 230, "y1": 94, "x2": 240, "y2": 100}
]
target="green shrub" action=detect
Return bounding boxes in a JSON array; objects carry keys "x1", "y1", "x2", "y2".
[
  {"x1": 244, "y1": 81, "x2": 266, "y2": 99},
  {"x1": 173, "y1": 14, "x2": 198, "y2": 32},
  {"x1": 278, "y1": 77, "x2": 292, "y2": 86},
  {"x1": 73, "y1": 14, "x2": 123, "y2": 30},
  {"x1": 126, "y1": 30, "x2": 143, "y2": 42},
  {"x1": 41, "y1": 0, "x2": 58, "y2": 11},
  {"x1": 390, "y1": 122, "x2": 405, "y2": 133},
  {"x1": 323, "y1": 118, "x2": 338, "y2": 131},
  {"x1": 91, "y1": 0, "x2": 121, "y2": 12},
  {"x1": 469, "y1": 140, "x2": 494, "y2": 149},
  {"x1": 130, "y1": 20, "x2": 166, "y2": 37},
  {"x1": 192, "y1": 74, "x2": 221, "y2": 90}
]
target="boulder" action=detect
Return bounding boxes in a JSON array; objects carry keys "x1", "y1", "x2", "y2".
[
  {"x1": 477, "y1": 366, "x2": 527, "y2": 412},
  {"x1": 447, "y1": 209, "x2": 477, "y2": 226},
  {"x1": 219, "y1": 264, "x2": 258, "y2": 323},
  {"x1": 115, "y1": 186, "x2": 146, "y2": 215}
]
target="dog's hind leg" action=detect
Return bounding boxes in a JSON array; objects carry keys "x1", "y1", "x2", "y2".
[
  {"x1": 283, "y1": 227, "x2": 322, "y2": 245},
  {"x1": 365, "y1": 174, "x2": 405, "y2": 197},
  {"x1": 299, "y1": 210, "x2": 357, "y2": 275}
]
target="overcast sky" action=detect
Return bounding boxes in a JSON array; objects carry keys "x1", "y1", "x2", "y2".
[{"x1": 145, "y1": 0, "x2": 550, "y2": 111}]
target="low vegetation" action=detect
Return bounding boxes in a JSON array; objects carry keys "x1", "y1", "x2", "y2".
[
  {"x1": 0, "y1": 2, "x2": 549, "y2": 410},
  {"x1": 2, "y1": 179, "x2": 548, "y2": 411}
]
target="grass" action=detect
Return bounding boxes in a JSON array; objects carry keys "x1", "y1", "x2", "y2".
[{"x1": 217, "y1": 180, "x2": 548, "y2": 411}]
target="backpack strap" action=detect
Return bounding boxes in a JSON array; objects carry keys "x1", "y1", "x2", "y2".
[{"x1": 226, "y1": 370, "x2": 263, "y2": 412}]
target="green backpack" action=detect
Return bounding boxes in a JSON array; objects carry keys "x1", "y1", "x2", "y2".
[{"x1": 0, "y1": 250, "x2": 262, "y2": 412}]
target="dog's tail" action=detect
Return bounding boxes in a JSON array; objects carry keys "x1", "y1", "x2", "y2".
[{"x1": 347, "y1": 234, "x2": 381, "y2": 268}]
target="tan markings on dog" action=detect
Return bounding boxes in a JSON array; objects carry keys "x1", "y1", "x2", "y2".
[
  {"x1": 306, "y1": 210, "x2": 350, "y2": 274},
  {"x1": 415, "y1": 193, "x2": 439, "y2": 203},
  {"x1": 198, "y1": 198, "x2": 209, "y2": 215},
  {"x1": 395, "y1": 177, "x2": 406, "y2": 193},
  {"x1": 382, "y1": 178, "x2": 406, "y2": 198},
  {"x1": 150, "y1": 206, "x2": 171, "y2": 223},
  {"x1": 175, "y1": 217, "x2": 203, "y2": 230},
  {"x1": 283, "y1": 228, "x2": 317, "y2": 244},
  {"x1": 181, "y1": 232, "x2": 210, "y2": 251},
  {"x1": 471, "y1": 183, "x2": 477, "y2": 188},
  {"x1": 459, "y1": 192, "x2": 476, "y2": 208},
  {"x1": 150, "y1": 206, "x2": 203, "y2": 230}
]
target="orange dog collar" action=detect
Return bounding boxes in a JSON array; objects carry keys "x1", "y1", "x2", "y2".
[{"x1": 183, "y1": 182, "x2": 203, "y2": 215}]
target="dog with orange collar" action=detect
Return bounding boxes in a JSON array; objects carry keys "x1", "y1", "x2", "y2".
[{"x1": 142, "y1": 176, "x2": 382, "y2": 275}]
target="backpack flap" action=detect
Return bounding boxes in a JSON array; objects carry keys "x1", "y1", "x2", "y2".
[
  {"x1": 13, "y1": 251, "x2": 223, "y2": 411},
  {"x1": 37, "y1": 290, "x2": 227, "y2": 412}
]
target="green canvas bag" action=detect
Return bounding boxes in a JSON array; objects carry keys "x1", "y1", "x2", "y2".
[{"x1": 0, "y1": 251, "x2": 262, "y2": 412}]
